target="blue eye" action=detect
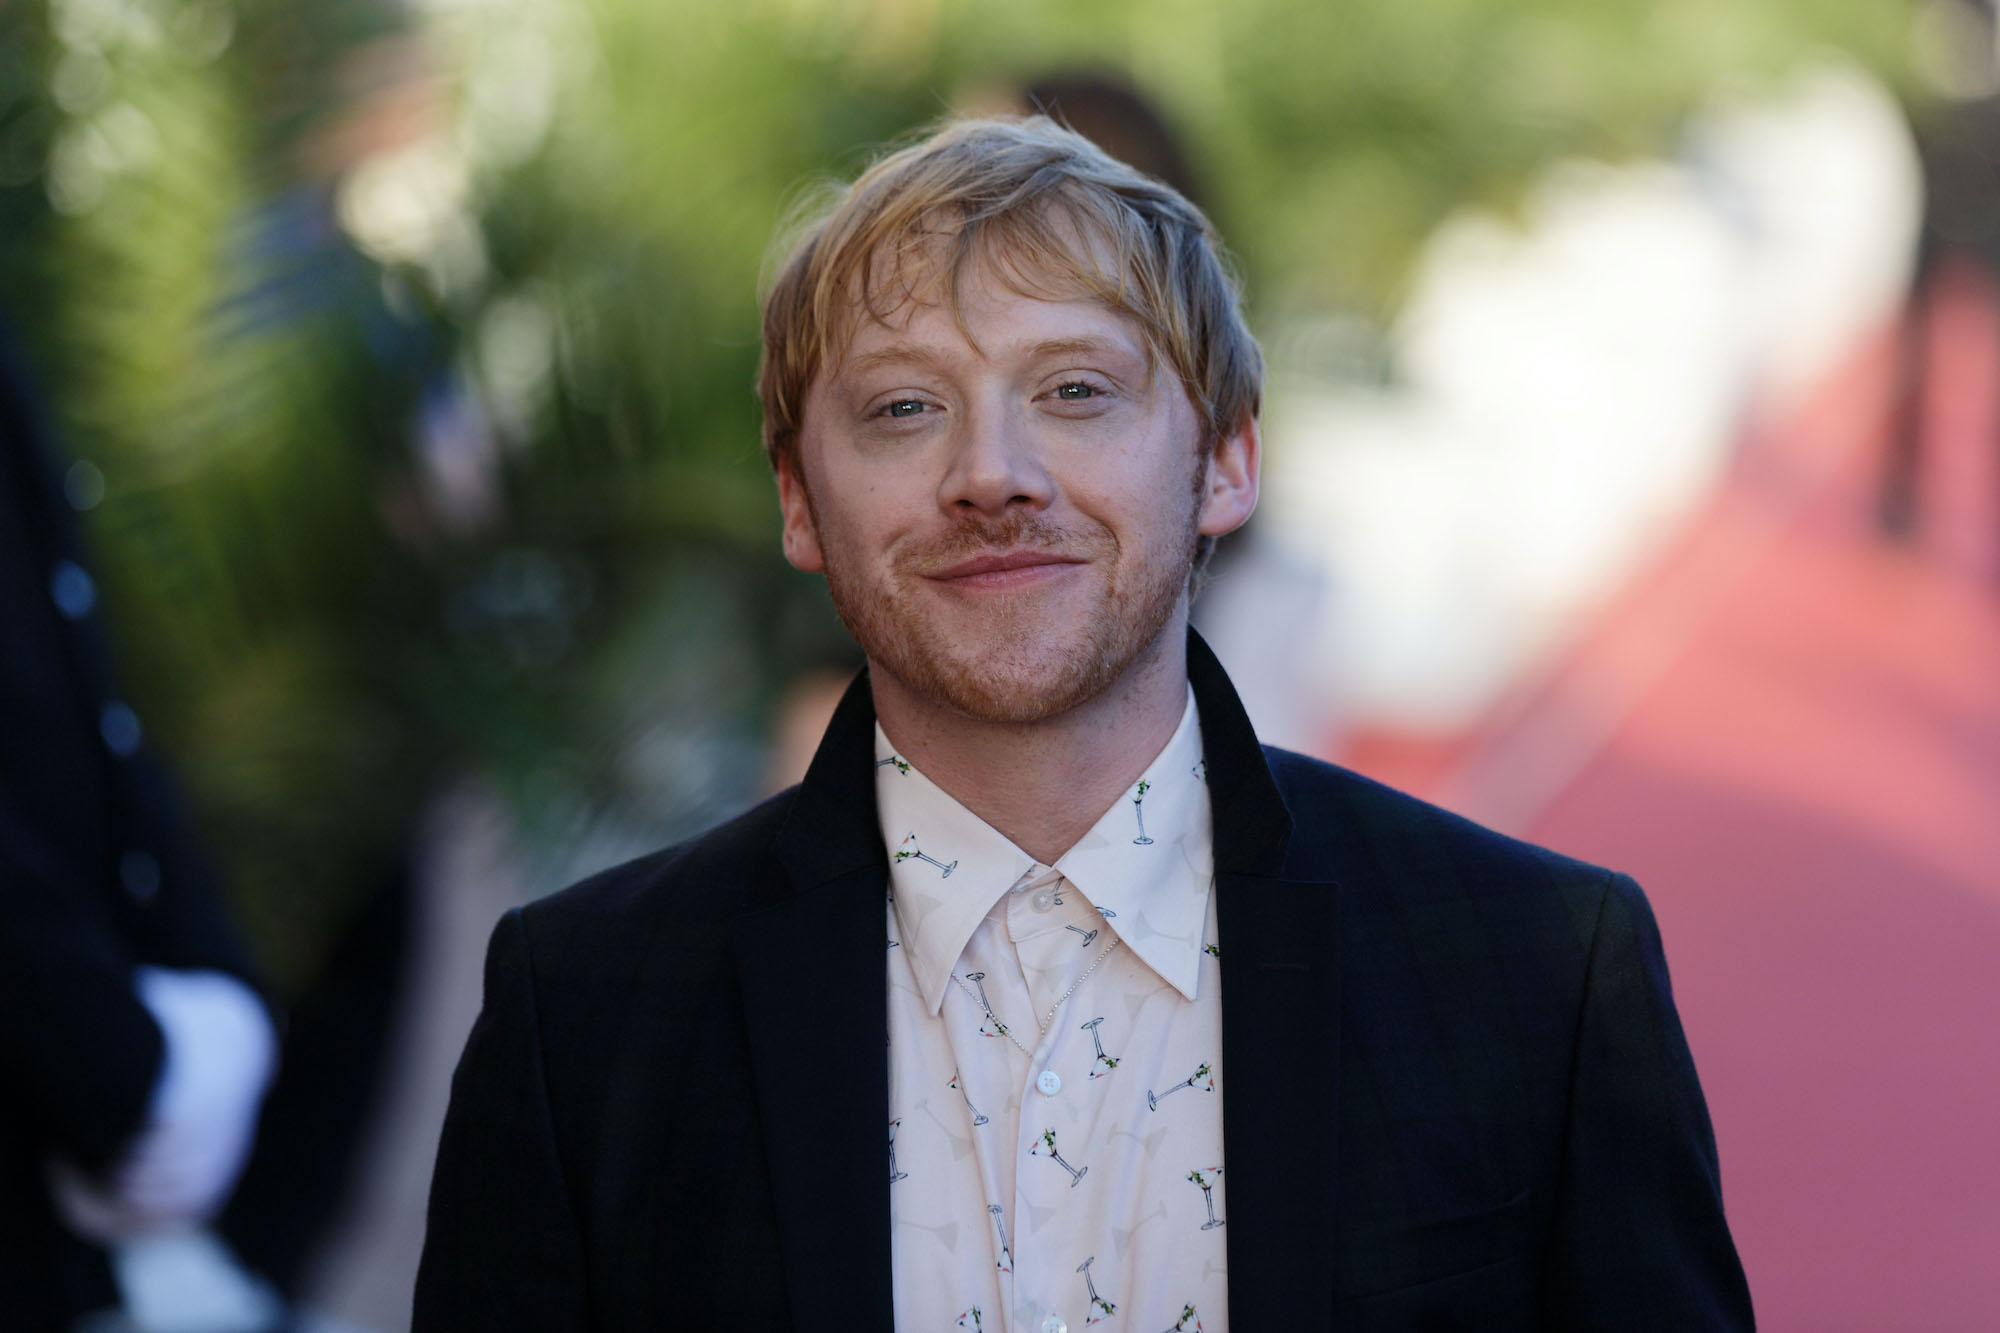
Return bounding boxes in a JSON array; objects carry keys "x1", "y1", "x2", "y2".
[
  {"x1": 1055, "y1": 383, "x2": 1095, "y2": 400},
  {"x1": 884, "y1": 399, "x2": 926, "y2": 418}
]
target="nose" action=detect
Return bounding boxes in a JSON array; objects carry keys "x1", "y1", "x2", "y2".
[{"x1": 936, "y1": 398, "x2": 1054, "y2": 518}]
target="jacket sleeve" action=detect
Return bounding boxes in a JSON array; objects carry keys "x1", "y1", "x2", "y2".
[
  {"x1": 1, "y1": 329, "x2": 266, "y2": 1173},
  {"x1": 0, "y1": 796, "x2": 165, "y2": 1171},
  {"x1": 414, "y1": 908, "x2": 590, "y2": 1330},
  {"x1": 1539, "y1": 872, "x2": 1755, "y2": 1330}
]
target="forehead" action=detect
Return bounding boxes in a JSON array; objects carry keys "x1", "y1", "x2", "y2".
[
  {"x1": 822, "y1": 224, "x2": 1153, "y2": 382},
  {"x1": 836, "y1": 276, "x2": 1150, "y2": 374}
]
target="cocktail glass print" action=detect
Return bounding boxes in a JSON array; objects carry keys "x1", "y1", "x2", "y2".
[
  {"x1": 887, "y1": 1118, "x2": 908, "y2": 1183},
  {"x1": 1065, "y1": 923, "x2": 1099, "y2": 948},
  {"x1": 895, "y1": 832, "x2": 956, "y2": 878},
  {"x1": 1131, "y1": 779, "x2": 1155, "y2": 845},
  {"x1": 949, "y1": 1069, "x2": 989, "y2": 1127},
  {"x1": 1191, "y1": 759, "x2": 1207, "y2": 784},
  {"x1": 963, "y1": 972, "x2": 1012, "y2": 1042},
  {"x1": 1081, "y1": 1016, "x2": 1119, "y2": 1078},
  {"x1": 1186, "y1": 1165, "x2": 1225, "y2": 1230},
  {"x1": 1072, "y1": 1256, "x2": 1120, "y2": 1320},
  {"x1": 1159, "y1": 1303, "x2": 1203, "y2": 1332},
  {"x1": 987, "y1": 1203, "x2": 1013, "y2": 1274},
  {"x1": 1147, "y1": 1061, "x2": 1213, "y2": 1110},
  {"x1": 877, "y1": 755, "x2": 912, "y2": 776},
  {"x1": 956, "y1": 1306, "x2": 983, "y2": 1329},
  {"x1": 1031, "y1": 1127, "x2": 1088, "y2": 1187}
]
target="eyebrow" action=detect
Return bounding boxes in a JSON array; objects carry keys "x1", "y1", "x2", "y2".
[
  {"x1": 1021, "y1": 335, "x2": 1137, "y2": 362},
  {"x1": 840, "y1": 334, "x2": 1142, "y2": 380},
  {"x1": 841, "y1": 343, "x2": 953, "y2": 379}
]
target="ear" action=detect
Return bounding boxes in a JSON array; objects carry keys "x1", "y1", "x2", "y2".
[
  {"x1": 775, "y1": 452, "x2": 826, "y2": 574},
  {"x1": 1196, "y1": 413, "x2": 1260, "y2": 538}
]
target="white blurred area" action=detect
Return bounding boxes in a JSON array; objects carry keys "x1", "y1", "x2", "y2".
[{"x1": 1247, "y1": 59, "x2": 1922, "y2": 741}]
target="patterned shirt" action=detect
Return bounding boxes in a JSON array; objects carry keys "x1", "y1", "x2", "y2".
[{"x1": 880, "y1": 691, "x2": 1226, "y2": 1333}]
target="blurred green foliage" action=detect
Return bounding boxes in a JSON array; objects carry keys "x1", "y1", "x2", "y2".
[{"x1": 0, "y1": 0, "x2": 1913, "y2": 990}]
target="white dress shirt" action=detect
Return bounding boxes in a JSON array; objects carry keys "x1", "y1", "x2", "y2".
[
  {"x1": 50, "y1": 966, "x2": 275, "y2": 1240},
  {"x1": 881, "y1": 691, "x2": 1226, "y2": 1333}
]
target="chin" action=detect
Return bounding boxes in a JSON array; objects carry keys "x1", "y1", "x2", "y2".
[
  {"x1": 924, "y1": 651, "x2": 1117, "y2": 724},
  {"x1": 827, "y1": 549, "x2": 1190, "y2": 725},
  {"x1": 875, "y1": 615, "x2": 1173, "y2": 725}
]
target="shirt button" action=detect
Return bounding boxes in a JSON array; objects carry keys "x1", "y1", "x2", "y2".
[
  {"x1": 50, "y1": 560, "x2": 96, "y2": 618},
  {"x1": 99, "y1": 702, "x2": 142, "y2": 756},
  {"x1": 1036, "y1": 1068, "x2": 1062, "y2": 1097},
  {"x1": 1041, "y1": 1317, "x2": 1067, "y2": 1333},
  {"x1": 1030, "y1": 887, "x2": 1057, "y2": 913}
]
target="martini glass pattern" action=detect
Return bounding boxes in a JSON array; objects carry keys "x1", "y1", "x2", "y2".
[
  {"x1": 1131, "y1": 779, "x2": 1155, "y2": 845},
  {"x1": 887, "y1": 1118, "x2": 908, "y2": 1183},
  {"x1": 988, "y1": 1203, "x2": 1012, "y2": 1274},
  {"x1": 1187, "y1": 1165, "x2": 1225, "y2": 1230},
  {"x1": 1032, "y1": 1127, "x2": 1088, "y2": 1187},
  {"x1": 1078, "y1": 1256, "x2": 1117, "y2": 1325},
  {"x1": 1147, "y1": 1061, "x2": 1213, "y2": 1110},
  {"x1": 1082, "y1": 1016, "x2": 1119, "y2": 1078},
  {"x1": 949, "y1": 1070, "x2": 989, "y2": 1127},
  {"x1": 895, "y1": 832, "x2": 956, "y2": 877}
]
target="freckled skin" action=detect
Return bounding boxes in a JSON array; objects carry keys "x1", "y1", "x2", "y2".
[
  {"x1": 779, "y1": 266, "x2": 1243, "y2": 725},
  {"x1": 775, "y1": 259, "x2": 1259, "y2": 862}
]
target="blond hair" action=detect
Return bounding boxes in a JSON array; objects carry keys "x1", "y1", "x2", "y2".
[{"x1": 756, "y1": 115, "x2": 1261, "y2": 473}]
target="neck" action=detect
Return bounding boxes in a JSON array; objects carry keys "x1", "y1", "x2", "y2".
[{"x1": 871, "y1": 615, "x2": 1190, "y2": 866}]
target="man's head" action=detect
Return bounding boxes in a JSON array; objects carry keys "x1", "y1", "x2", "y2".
[{"x1": 759, "y1": 115, "x2": 1262, "y2": 724}]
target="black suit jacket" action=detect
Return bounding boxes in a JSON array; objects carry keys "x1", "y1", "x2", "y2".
[
  {"x1": 0, "y1": 323, "x2": 265, "y2": 1328},
  {"x1": 416, "y1": 633, "x2": 1753, "y2": 1329}
]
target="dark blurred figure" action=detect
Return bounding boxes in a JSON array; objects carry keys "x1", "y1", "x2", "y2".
[
  {"x1": 1020, "y1": 71, "x2": 1206, "y2": 205},
  {"x1": 0, "y1": 318, "x2": 280, "y2": 1331},
  {"x1": 1888, "y1": 0, "x2": 2000, "y2": 556}
]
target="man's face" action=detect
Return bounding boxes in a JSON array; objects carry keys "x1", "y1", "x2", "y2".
[{"x1": 778, "y1": 257, "x2": 1257, "y2": 724}]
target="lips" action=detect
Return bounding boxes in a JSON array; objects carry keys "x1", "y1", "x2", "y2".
[{"x1": 929, "y1": 550, "x2": 1087, "y2": 580}]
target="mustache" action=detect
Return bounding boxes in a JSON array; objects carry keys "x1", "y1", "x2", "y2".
[{"x1": 894, "y1": 513, "x2": 1113, "y2": 576}]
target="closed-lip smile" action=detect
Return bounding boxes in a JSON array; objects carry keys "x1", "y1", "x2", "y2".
[{"x1": 928, "y1": 550, "x2": 1087, "y2": 586}]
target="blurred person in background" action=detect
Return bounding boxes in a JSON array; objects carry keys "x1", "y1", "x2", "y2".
[
  {"x1": 415, "y1": 116, "x2": 1751, "y2": 1329},
  {"x1": 1890, "y1": 0, "x2": 2000, "y2": 552},
  {"x1": 1, "y1": 319, "x2": 281, "y2": 1333}
]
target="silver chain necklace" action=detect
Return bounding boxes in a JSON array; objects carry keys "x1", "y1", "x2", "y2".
[{"x1": 950, "y1": 935, "x2": 1120, "y2": 1062}]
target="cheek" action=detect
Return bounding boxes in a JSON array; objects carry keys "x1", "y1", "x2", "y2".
[
  {"x1": 1088, "y1": 448, "x2": 1204, "y2": 539},
  {"x1": 804, "y1": 473, "x2": 910, "y2": 572}
]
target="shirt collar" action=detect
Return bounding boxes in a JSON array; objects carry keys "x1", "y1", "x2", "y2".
[{"x1": 875, "y1": 689, "x2": 1213, "y2": 1013}]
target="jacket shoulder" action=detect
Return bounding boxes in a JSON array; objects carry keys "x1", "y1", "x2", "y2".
[
  {"x1": 518, "y1": 785, "x2": 803, "y2": 946},
  {"x1": 1262, "y1": 744, "x2": 1616, "y2": 894}
]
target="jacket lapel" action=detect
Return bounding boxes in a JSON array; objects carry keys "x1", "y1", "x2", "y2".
[
  {"x1": 1192, "y1": 632, "x2": 1343, "y2": 1328},
  {"x1": 1217, "y1": 871, "x2": 1341, "y2": 1325},
  {"x1": 734, "y1": 671, "x2": 895, "y2": 1331},
  {"x1": 733, "y1": 636, "x2": 1341, "y2": 1329}
]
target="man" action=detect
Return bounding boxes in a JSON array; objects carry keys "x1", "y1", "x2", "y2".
[{"x1": 416, "y1": 117, "x2": 1754, "y2": 1330}]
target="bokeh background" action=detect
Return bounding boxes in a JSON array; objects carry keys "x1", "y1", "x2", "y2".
[{"x1": 4, "y1": 0, "x2": 1996, "y2": 1327}]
